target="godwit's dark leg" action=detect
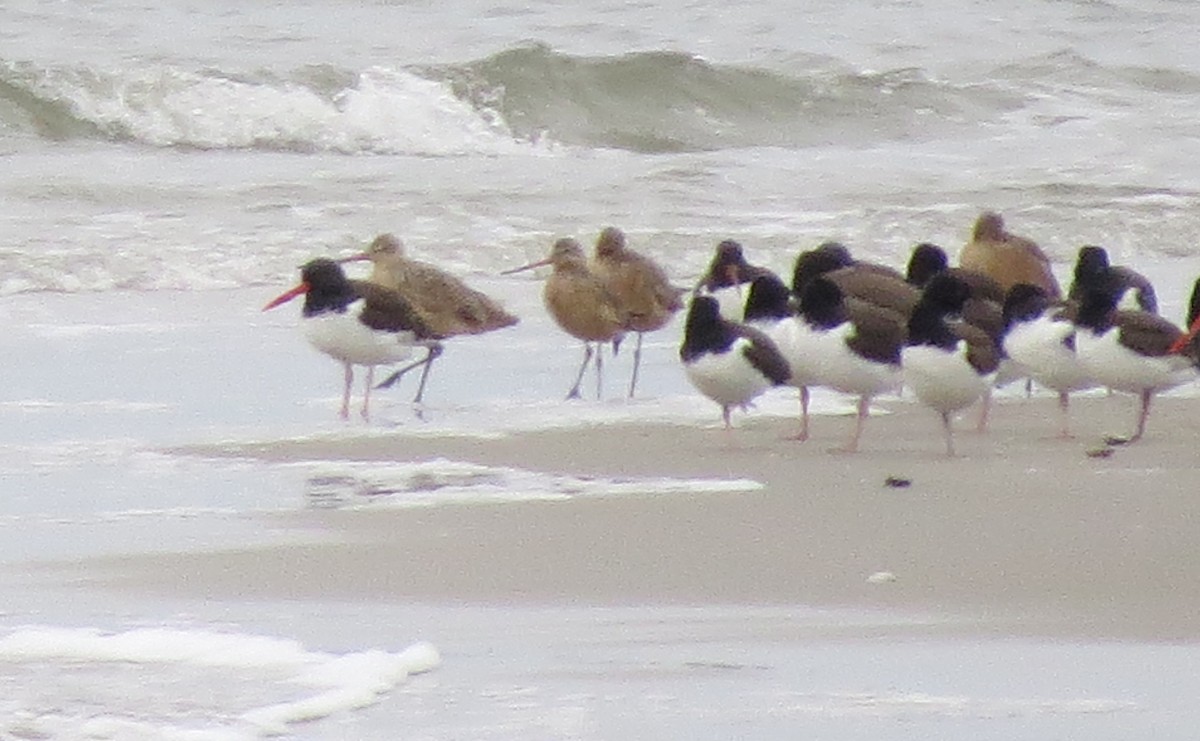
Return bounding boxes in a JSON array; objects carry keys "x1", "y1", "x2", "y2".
[
  {"x1": 594, "y1": 341, "x2": 605, "y2": 399},
  {"x1": 411, "y1": 344, "x2": 444, "y2": 404},
  {"x1": 567, "y1": 343, "x2": 593, "y2": 400},
  {"x1": 628, "y1": 332, "x2": 645, "y2": 398}
]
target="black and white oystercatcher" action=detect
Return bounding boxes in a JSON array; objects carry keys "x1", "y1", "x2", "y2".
[
  {"x1": 263, "y1": 258, "x2": 442, "y2": 420},
  {"x1": 1001, "y1": 283, "x2": 1095, "y2": 438},
  {"x1": 796, "y1": 276, "x2": 905, "y2": 453},
  {"x1": 1067, "y1": 244, "x2": 1158, "y2": 314},
  {"x1": 1075, "y1": 277, "x2": 1197, "y2": 444},
  {"x1": 680, "y1": 295, "x2": 791, "y2": 430},
  {"x1": 902, "y1": 274, "x2": 1002, "y2": 456}
]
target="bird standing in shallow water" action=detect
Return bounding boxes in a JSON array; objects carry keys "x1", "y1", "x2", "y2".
[
  {"x1": 341, "y1": 233, "x2": 518, "y2": 403},
  {"x1": 589, "y1": 226, "x2": 685, "y2": 397},
  {"x1": 263, "y1": 258, "x2": 441, "y2": 420},
  {"x1": 504, "y1": 238, "x2": 628, "y2": 400},
  {"x1": 680, "y1": 295, "x2": 791, "y2": 430}
]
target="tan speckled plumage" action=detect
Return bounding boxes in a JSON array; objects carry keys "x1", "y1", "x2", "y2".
[
  {"x1": 958, "y1": 211, "x2": 1061, "y2": 298},
  {"x1": 504, "y1": 237, "x2": 629, "y2": 399},
  {"x1": 589, "y1": 226, "x2": 685, "y2": 396}
]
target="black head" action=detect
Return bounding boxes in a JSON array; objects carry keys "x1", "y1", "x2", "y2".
[
  {"x1": 1073, "y1": 245, "x2": 1110, "y2": 282},
  {"x1": 681, "y1": 295, "x2": 735, "y2": 361},
  {"x1": 1002, "y1": 282, "x2": 1050, "y2": 329},
  {"x1": 906, "y1": 243, "x2": 948, "y2": 287},
  {"x1": 798, "y1": 276, "x2": 847, "y2": 330},
  {"x1": 1075, "y1": 282, "x2": 1120, "y2": 333},
  {"x1": 703, "y1": 239, "x2": 749, "y2": 288},
  {"x1": 792, "y1": 242, "x2": 853, "y2": 297},
  {"x1": 300, "y1": 258, "x2": 351, "y2": 291},
  {"x1": 743, "y1": 274, "x2": 793, "y2": 323},
  {"x1": 920, "y1": 273, "x2": 972, "y2": 314}
]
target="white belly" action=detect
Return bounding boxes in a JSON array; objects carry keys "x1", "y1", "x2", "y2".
[
  {"x1": 685, "y1": 339, "x2": 772, "y2": 408},
  {"x1": 1076, "y1": 327, "x2": 1195, "y2": 394},
  {"x1": 807, "y1": 324, "x2": 902, "y2": 397},
  {"x1": 1004, "y1": 319, "x2": 1095, "y2": 393},
  {"x1": 303, "y1": 306, "x2": 414, "y2": 367},
  {"x1": 902, "y1": 343, "x2": 989, "y2": 414}
]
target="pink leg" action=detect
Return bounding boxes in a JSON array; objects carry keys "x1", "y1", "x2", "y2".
[
  {"x1": 942, "y1": 410, "x2": 957, "y2": 457},
  {"x1": 975, "y1": 389, "x2": 992, "y2": 433},
  {"x1": 1131, "y1": 389, "x2": 1153, "y2": 443},
  {"x1": 1057, "y1": 391, "x2": 1073, "y2": 439},
  {"x1": 340, "y1": 363, "x2": 353, "y2": 420},
  {"x1": 786, "y1": 386, "x2": 811, "y2": 441},
  {"x1": 722, "y1": 405, "x2": 733, "y2": 430},
  {"x1": 360, "y1": 366, "x2": 374, "y2": 420},
  {"x1": 834, "y1": 395, "x2": 870, "y2": 454}
]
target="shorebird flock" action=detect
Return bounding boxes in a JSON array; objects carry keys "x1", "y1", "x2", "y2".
[{"x1": 264, "y1": 212, "x2": 1200, "y2": 456}]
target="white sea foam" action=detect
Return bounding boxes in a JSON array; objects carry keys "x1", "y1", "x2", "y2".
[
  {"x1": 297, "y1": 457, "x2": 762, "y2": 509},
  {"x1": 0, "y1": 626, "x2": 439, "y2": 738}
]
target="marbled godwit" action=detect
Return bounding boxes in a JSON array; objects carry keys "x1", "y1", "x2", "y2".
[
  {"x1": 1068, "y1": 245, "x2": 1158, "y2": 313},
  {"x1": 958, "y1": 211, "x2": 1061, "y2": 298},
  {"x1": 503, "y1": 238, "x2": 628, "y2": 400},
  {"x1": 794, "y1": 276, "x2": 904, "y2": 453},
  {"x1": 263, "y1": 258, "x2": 441, "y2": 420},
  {"x1": 1001, "y1": 284, "x2": 1095, "y2": 439},
  {"x1": 902, "y1": 275, "x2": 1002, "y2": 457},
  {"x1": 589, "y1": 226, "x2": 685, "y2": 397},
  {"x1": 1074, "y1": 278, "x2": 1197, "y2": 444},
  {"x1": 680, "y1": 295, "x2": 790, "y2": 430},
  {"x1": 341, "y1": 233, "x2": 518, "y2": 403},
  {"x1": 695, "y1": 239, "x2": 778, "y2": 322}
]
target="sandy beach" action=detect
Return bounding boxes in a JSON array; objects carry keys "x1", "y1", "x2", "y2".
[{"x1": 46, "y1": 391, "x2": 1200, "y2": 643}]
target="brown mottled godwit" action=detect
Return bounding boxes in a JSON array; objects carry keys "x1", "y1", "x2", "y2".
[
  {"x1": 341, "y1": 233, "x2": 518, "y2": 403},
  {"x1": 503, "y1": 237, "x2": 628, "y2": 400},
  {"x1": 958, "y1": 211, "x2": 1061, "y2": 298},
  {"x1": 589, "y1": 226, "x2": 685, "y2": 397}
]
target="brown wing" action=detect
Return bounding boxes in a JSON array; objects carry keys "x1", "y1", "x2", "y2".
[
  {"x1": 733, "y1": 324, "x2": 791, "y2": 385},
  {"x1": 828, "y1": 268, "x2": 920, "y2": 317},
  {"x1": 1114, "y1": 310, "x2": 1180, "y2": 357},
  {"x1": 844, "y1": 303, "x2": 905, "y2": 364},
  {"x1": 951, "y1": 321, "x2": 1001, "y2": 374},
  {"x1": 352, "y1": 279, "x2": 440, "y2": 338}
]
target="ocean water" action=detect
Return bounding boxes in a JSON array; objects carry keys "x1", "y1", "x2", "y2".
[{"x1": 5, "y1": 0, "x2": 1200, "y2": 737}]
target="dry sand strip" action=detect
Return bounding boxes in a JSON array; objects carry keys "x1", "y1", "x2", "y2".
[{"x1": 46, "y1": 394, "x2": 1200, "y2": 642}]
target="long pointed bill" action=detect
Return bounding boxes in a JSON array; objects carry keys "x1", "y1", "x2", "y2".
[
  {"x1": 501, "y1": 257, "x2": 553, "y2": 276},
  {"x1": 337, "y1": 252, "x2": 372, "y2": 264},
  {"x1": 262, "y1": 282, "x2": 310, "y2": 311},
  {"x1": 1169, "y1": 314, "x2": 1200, "y2": 353}
]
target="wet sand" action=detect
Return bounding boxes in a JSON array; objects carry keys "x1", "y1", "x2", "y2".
[{"x1": 47, "y1": 390, "x2": 1200, "y2": 643}]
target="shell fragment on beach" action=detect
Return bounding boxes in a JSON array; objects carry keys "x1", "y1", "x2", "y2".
[{"x1": 866, "y1": 571, "x2": 898, "y2": 584}]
